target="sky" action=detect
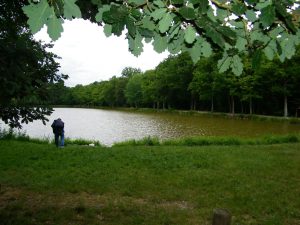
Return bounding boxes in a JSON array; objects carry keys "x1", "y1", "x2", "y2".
[{"x1": 34, "y1": 19, "x2": 169, "y2": 87}]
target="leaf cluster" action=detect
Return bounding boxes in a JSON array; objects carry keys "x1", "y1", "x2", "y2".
[{"x1": 22, "y1": 0, "x2": 300, "y2": 75}]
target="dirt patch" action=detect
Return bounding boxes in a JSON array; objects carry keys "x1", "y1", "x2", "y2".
[
  {"x1": 0, "y1": 185, "x2": 194, "y2": 211},
  {"x1": 157, "y1": 200, "x2": 193, "y2": 210}
]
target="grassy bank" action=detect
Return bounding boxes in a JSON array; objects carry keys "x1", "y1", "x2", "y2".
[
  {"x1": 113, "y1": 134, "x2": 300, "y2": 147},
  {"x1": 0, "y1": 128, "x2": 102, "y2": 146},
  {"x1": 2, "y1": 127, "x2": 300, "y2": 147},
  {"x1": 0, "y1": 140, "x2": 300, "y2": 224}
]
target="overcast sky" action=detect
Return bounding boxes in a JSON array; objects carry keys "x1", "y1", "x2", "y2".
[{"x1": 34, "y1": 19, "x2": 169, "y2": 87}]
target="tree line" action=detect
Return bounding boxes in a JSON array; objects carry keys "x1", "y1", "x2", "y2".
[{"x1": 47, "y1": 49, "x2": 300, "y2": 118}]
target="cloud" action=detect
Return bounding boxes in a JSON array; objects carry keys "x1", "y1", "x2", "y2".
[{"x1": 34, "y1": 19, "x2": 169, "y2": 87}]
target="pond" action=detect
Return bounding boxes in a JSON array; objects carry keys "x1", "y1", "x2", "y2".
[{"x1": 1, "y1": 108, "x2": 300, "y2": 146}]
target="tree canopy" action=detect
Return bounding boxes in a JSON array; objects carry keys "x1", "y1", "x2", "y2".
[
  {"x1": 0, "y1": 0, "x2": 67, "y2": 128},
  {"x1": 23, "y1": 0, "x2": 300, "y2": 75}
]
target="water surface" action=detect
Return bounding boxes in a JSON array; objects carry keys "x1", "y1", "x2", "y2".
[{"x1": 2, "y1": 108, "x2": 300, "y2": 146}]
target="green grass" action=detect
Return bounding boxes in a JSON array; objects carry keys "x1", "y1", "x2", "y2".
[
  {"x1": 4, "y1": 127, "x2": 299, "y2": 148},
  {"x1": 113, "y1": 134, "x2": 300, "y2": 147},
  {"x1": 63, "y1": 138, "x2": 102, "y2": 146},
  {"x1": 0, "y1": 128, "x2": 102, "y2": 147},
  {"x1": 0, "y1": 140, "x2": 300, "y2": 224},
  {"x1": 113, "y1": 136, "x2": 161, "y2": 146},
  {"x1": 0, "y1": 128, "x2": 50, "y2": 144}
]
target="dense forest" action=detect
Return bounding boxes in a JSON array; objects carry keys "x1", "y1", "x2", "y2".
[{"x1": 47, "y1": 48, "x2": 300, "y2": 117}]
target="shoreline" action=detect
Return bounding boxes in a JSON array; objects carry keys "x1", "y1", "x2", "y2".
[
  {"x1": 50, "y1": 105, "x2": 300, "y2": 124},
  {"x1": 1, "y1": 129, "x2": 299, "y2": 147}
]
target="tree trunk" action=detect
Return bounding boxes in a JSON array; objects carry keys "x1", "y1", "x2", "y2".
[
  {"x1": 249, "y1": 97, "x2": 253, "y2": 115},
  {"x1": 231, "y1": 96, "x2": 235, "y2": 115},
  {"x1": 191, "y1": 99, "x2": 197, "y2": 111},
  {"x1": 284, "y1": 95, "x2": 288, "y2": 117},
  {"x1": 241, "y1": 102, "x2": 244, "y2": 114},
  {"x1": 211, "y1": 95, "x2": 214, "y2": 112},
  {"x1": 228, "y1": 97, "x2": 231, "y2": 113},
  {"x1": 190, "y1": 98, "x2": 194, "y2": 110}
]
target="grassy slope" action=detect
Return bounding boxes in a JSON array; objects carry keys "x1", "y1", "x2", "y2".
[{"x1": 0, "y1": 140, "x2": 300, "y2": 225}]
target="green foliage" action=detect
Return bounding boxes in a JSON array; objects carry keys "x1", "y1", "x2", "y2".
[
  {"x1": 260, "y1": 5, "x2": 276, "y2": 28},
  {"x1": 153, "y1": 34, "x2": 168, "y2": 53},
  {"x1": 64, "y1": 0, "x2": 82, "y2": 19},
  {"x1": 47, "y1": 12, "x2": 64, "y2": 40},
  {"x1": 184, "y1": 25, "x2": 196, "y2": 44},
  {"x1": 22, "y1": 0, "x2": 52, "y2": 33},
  {"x1": 22, "y1": 0, "x2": 82, "y2": 40},
  {"x1": 22, "y1": 0, "x2": 300, "y2": 75},
  {"x1": 178, "y1": 6, "x2": 196, "y2": 20},
  {"x1": 0, "y1": 0, "x2": 67, "y2": 128},
  {"x1": 188, "y1": 37, "x2": 212, "y2": 63},
  {"x1": 125, "y1": 73, "x2": 143, "y2": 107},
  {"x1": 189, "y1": 55, "x2": 225, "y2": 111},
  {"x1": 154, "y1": 53, "x2": 194, "y2": 109},
  {"x1": 121, "y1": 67, "x2": 142, "y2": 78},
  {"x1": 158, "y1": 13, "x2": 173, "y2": 33}
]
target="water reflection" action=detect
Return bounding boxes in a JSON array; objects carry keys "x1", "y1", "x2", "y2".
[{"x1": 1, "y1": 108, "x2": 300, "y2": 146}]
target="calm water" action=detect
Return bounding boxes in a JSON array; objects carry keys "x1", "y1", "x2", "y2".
[{"x1": 1, "y1": 108, "x2": 300, "y2": 146}]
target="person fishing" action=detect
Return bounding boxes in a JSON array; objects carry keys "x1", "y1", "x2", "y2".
[{"x1": 51, "y1": 118, "x2": 64, "y2": 147}]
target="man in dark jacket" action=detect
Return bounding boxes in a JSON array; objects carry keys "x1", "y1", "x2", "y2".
[{"x1": 51, "y1": 118, "x2": 64, "y2": 147}]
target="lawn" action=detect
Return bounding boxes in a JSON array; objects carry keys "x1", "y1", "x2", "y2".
[{"x1": 0, "y1": 140, "x2": 300, "y2": 224}]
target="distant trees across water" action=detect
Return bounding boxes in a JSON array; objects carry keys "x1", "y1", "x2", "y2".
[{"x1": 48, "y1": 50, "x2": 300, "y2": 117}]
